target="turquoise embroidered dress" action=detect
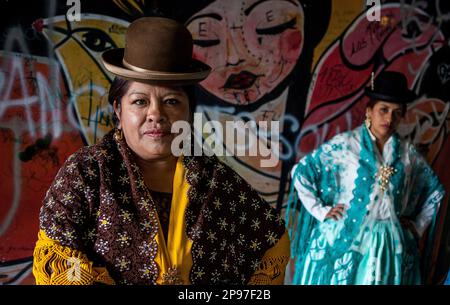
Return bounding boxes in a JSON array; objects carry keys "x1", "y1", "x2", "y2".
[
  {"x1": 286, "y1": 124, "x2": 444, "y2": 285},
  {"x1": 445, "y1": 269, "x2": 450, "y2": 285}
]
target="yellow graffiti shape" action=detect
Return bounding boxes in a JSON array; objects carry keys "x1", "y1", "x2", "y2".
[{"x1": 41, "y1": 14, "x2": 129, "y2": 144}]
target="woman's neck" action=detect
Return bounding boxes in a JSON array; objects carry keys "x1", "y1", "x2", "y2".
[
  {"x1": 371, "y1": 129, "x2": 389, "y2": 153},
  {"x1": 135, "y1": 155, "x2": 178, "y2": 193},
  {"x1": 375, "y1": 138, "x2": 387, "y2": 154}
]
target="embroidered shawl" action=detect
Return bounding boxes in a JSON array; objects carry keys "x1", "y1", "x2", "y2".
[{"x1": 38, "y1": 129, "x2": 285, "y2": 284}]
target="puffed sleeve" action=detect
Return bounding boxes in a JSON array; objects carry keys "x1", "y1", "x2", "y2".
[
  {"x1": 33, "y1": 230, "x2": 115, "y2": 285},
  {"x1": 291, "y1": 152, "x2": 333, "y2": 223}
]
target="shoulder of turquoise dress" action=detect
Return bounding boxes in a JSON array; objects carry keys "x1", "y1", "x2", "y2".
[
  {"x1": 292, "y1": 128, "x2": 356, "y2": 178},
  {"x1": 300, "y1": 128, "x2": 358, "y2": 168},
  {"x1": 402, "y1": 140, "x2": 437, "y2": 176},
  {"x1": 404, "y1": 139, "x2": 423, "y2": 159},
  {"x1": 323, "y1": 127, "x2": 360, "y2": 151}
]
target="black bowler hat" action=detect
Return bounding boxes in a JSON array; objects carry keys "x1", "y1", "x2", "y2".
[{"x1": 365, "y1": 71, "x2": 418, "y2": 104}]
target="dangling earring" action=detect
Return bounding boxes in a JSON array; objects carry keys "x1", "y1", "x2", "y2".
[
  {"x1": 365, "y1": 114, "x2": 372, "y2": 129},
  {"x1": 115, "y1": 128, "x2": 123, "y2": 141},
  {"x1": 370, "y1": 71, "x2": 375, "y2": 91}
]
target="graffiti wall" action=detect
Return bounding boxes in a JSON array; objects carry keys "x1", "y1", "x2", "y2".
[{"x1": 0, "y1": 0, "x2": 449, "y2": 284}]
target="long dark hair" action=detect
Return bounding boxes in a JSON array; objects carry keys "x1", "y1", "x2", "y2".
[
  {"x1": 108, "y1": 77, "x2": 197, "y2": 126},
  {"x1": 108, "y1": 77, "x2": 131, "y2": 126}
]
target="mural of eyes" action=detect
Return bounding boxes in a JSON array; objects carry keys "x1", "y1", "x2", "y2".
[
  {"x1": 188, "y1": 0, "x2": 304, "y2": 105},
  {"x1": 40, "y1": 15, "x2": 129, "y2": 145},
  {"x1": 193, "y1": 39, "x2": 220, "y2": 47},
  {"x1": 78, "y1": 28, "x2": 117, "y2": 53},
  {"x1": 192, "y1": 17, "x2": 297, "y2": 47},
  {"x1": 255, "y1": 16, "x2": 297, "y2": 36}
]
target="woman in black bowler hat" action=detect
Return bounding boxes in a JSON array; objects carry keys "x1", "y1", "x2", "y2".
[{"x1": 286, "y1": 70, "x2": 445, "y2": 284}]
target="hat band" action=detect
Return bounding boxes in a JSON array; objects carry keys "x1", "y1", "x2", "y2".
[
  {"x1": 121, "y1": 58, "x2": 204, "y2": 80},
  {"x1": 122, "y1": 58, "x2": 166, "y2": 74}
]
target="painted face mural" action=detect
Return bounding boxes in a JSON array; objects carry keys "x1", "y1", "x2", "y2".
[
  {"x1": 183, "y1": 0, "x2": 306, "y2": 206},
  {"x1": 187, "y1": 0, "x2": 304, "y2": 105}
]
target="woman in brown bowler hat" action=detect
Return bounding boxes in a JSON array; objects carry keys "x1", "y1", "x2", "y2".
[{"x1": 33, "y1": 17, "x2": 290, "y2": 285}]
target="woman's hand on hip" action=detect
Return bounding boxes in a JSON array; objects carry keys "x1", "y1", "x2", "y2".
[{"x1": 325, "y1": 204, "x2": 346, "y2": 221}]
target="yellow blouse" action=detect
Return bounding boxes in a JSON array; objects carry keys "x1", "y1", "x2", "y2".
[{"x1": 33, "y1": 158, "x2": 290, "y2": 285}]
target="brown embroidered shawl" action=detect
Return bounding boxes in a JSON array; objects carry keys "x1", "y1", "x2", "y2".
[{"x1": 39, "y1": 129, "x2": 286, "y2": 284}]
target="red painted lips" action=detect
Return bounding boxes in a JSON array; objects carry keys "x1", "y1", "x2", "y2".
[{"x1": 223, "y1": 71, "x2": 258, "y2": 90}]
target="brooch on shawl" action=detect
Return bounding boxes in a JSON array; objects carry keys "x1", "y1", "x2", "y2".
[
  {"x1": 161, "y1": 266, "x2": 183, "y2": 285},
  {"x1": 377, "y1": 165, "x2": 396, "y2": 192}
]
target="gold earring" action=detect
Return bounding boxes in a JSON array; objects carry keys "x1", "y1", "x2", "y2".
[
  {"x1": 115, "y1": 128, "x2": 123, "y2": 141},
  {"x1": 365, "y1": 115, "x2": 372, "y2": 129},
  {"x1": 371, "y1": 71, "x2": 375, "y2": 91}
]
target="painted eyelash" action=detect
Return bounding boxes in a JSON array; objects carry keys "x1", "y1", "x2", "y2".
[
  {"x1": 192, "y1": 17, "x2": 297, "y2": 48},
  {"x1": 193, "y1": 39, "x2": 220, "y2": 47},
  {"x1": 256, "y1": 17, "x2": 297, "y2": 35}
]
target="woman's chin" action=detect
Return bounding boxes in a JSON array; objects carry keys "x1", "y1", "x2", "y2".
[
  {"x1": 140, "y1": 150, "x2": 175, "y2": 161},
  {"x1": 373, "y1": 127, "x2": 392, "y2": 138},
  {"x1": 135, "y1": 142, "x2": 174, "y2": 160}
]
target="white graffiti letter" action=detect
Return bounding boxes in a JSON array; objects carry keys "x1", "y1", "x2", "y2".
[
  {"x1": 203, "y1": 120, "x2": 224, "y2": 157},
  {"x1": 260, "y1": 121, "x2": 280, "y2": 168},
  {"x1": 171, "y1": 120, "x2": 192, "y2": 156},
  {"x1": 66, "y1": 0, "x2": 81, "y2": 22},
  {"x1": 366, "y1": 0, "x2": 381, "y2": 22}
]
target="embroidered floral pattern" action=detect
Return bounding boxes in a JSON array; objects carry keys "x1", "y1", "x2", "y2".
[
  {"x1": 183, "y1": 155, "x2": 285, "y2": 284},
  {"x1": 39, "y1": 129, "x2": 285, "y2": 285}
]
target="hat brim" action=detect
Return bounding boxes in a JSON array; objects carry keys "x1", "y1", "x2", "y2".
[
  {"x1": 101, "y1": 48, "x2": 211, "y2": 85},
  {"x1": 364, "y1": 87, "x2": 417, "y2": 104}
]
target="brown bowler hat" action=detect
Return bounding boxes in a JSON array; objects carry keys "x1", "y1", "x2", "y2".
[{"x1": 101, "y1": 17, "x2": 211, "y2": 85}]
